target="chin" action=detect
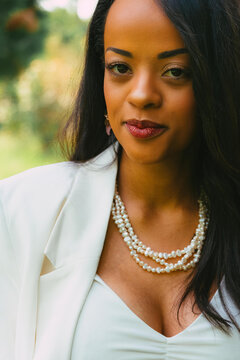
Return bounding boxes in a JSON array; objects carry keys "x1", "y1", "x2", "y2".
[{"x1": 122, "y1": 145, "x2": 170, "y2": 165}]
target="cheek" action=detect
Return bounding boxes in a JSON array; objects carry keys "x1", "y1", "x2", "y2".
[
  {"x1": 104, "y1": 74, "x2": 126, "y2": 116},
  {"x1": 169, "y1": 87, "x2": 197, "y2": 147},
  {"x1": 173, "y1": 83, "x2": 195, "y2": 111},
  {"x1": 104, "y1": 74, "x2": 116, "y2": 111},
  {"x1": 171, "y1": 86, "x2": 196, "y2": 126},
  {"x1": 103, "y1": 74, "x2": 110, "y2": 107},
  {"x1": 183, "y1": 89, "x2": 196, "y2": 118}
]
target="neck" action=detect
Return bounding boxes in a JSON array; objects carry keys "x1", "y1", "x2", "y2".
[{"x1": 118, "y1": 150, "x2": 199, "y2": 211}]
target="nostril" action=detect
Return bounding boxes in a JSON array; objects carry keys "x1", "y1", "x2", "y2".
[{"x1": 144, "y1": 103, "x2": 156, "y2": 109}]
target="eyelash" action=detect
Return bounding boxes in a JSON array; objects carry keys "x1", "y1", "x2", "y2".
[
  {"x1": 105, "y1": 62, "x2": 132, "y2": 76},
  {"x1": 105, "y1": 62, "x2": 191, "y2": 80}
]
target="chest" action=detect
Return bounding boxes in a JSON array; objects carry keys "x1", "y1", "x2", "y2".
[{"x1": 97, "y1": 218, "x2": 202, "y2": 338}]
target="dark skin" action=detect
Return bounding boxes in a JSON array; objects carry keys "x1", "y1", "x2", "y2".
[
  {"x1": 40, "y1": 0, "x2": 215, "y2": 338},
  {"x1": 96, "y1": 0, "x2": 217, "y2": 338}
]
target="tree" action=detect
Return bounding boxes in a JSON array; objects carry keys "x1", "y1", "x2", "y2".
[{"x1": 0, "y1": 0, "x2": 48, "y2": 78}]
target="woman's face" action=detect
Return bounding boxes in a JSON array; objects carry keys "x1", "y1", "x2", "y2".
[{"x1": 104, "y1": 0, "x2": 197, "y2": 165}]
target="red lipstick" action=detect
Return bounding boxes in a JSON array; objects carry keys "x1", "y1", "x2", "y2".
[{"x1": 125, "y1": 119, "x2": 167, "y2": 139}]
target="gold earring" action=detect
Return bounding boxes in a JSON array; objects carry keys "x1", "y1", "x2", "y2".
[
  {"x1": 104, "y1": 114, "x2": 110, "y2": 126},
  {"x1": 104, "y1": 114, "x2": 111, "y2": 136}
]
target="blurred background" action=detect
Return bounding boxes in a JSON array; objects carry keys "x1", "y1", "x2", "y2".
[{"x1": 0, "y1": 0, "x2": 98, "y2": 178}]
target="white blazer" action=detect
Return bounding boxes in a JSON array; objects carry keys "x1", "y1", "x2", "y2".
[{"x1": 0, "y1": 146, "x2": 118, "y2": 360}]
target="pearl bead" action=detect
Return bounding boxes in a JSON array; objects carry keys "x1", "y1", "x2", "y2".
[
  {"x1": 112, "y1": 187, "x2": 209, "y2": 275},
  {"x1": 176, "y1": 250, "x2": 181, "y2": 257}
]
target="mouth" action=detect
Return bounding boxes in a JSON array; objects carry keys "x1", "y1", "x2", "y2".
[{"x1": 125, "y1": 119, "x2": 167, "y2": 139}]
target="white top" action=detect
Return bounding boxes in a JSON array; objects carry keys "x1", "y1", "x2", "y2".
[
  {"x1": 71, "y1": 274, "x2": 240, "y2": 360},
  {"x1": 1, "y1": 146, "x2": 240, "y2": 359}
]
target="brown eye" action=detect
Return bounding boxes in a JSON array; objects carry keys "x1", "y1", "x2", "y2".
[
  {"x1": 115, "y1": 64, "x2": 129, "y2": 74},
  {"x1": 106, "y1": 62, "x2": 131, "y2": 75},
  {"x1": 169, "y1": 68, "x2": 183, "y2": 77},
  {"x1": 163, "y1": 67, "x2": 190, "y2": 80}
]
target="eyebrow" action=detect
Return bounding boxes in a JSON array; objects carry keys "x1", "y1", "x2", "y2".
[
  {"x1": 106, "y1": 47, "x2": 188, "y2": 59},
  {"x1": 158, "y1": 48, "x2": 188, "y2": 59}
]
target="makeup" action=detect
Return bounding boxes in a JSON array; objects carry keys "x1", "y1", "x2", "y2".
[{"x1": 125, "y1": 120, "x2": 167, "y2": 139}]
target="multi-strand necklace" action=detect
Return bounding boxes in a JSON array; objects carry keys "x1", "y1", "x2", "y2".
[{"x1": 111, "y1": 187, "x2": 209, "y2": 274}]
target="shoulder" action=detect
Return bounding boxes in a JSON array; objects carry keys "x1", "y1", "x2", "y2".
[
  {"x1": 0, "y1": 161, "x2": 79, "y2": 196},
  {"x1": 0, "y1": 145, "x2": 117, "y2": 269},
  {"x1": 0, "y1": 162, "x2": 79, "y2": 200},
  {"x1": 0, "y1": 162, "x2": 81, "y2": 251},
  {"x1": 0, "y1": 162, "x2": 79, "y2": 218},
  {"x1": 0, "y1": 145, "x2": 117, "y2": 222}
]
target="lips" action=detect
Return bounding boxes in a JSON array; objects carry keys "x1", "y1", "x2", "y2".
[
  {"x1": 126, "y1": 119, "x2": 164, "y2": 129},
  {"x1": 125, "y1": 119, "x2": 167, "y2": 139}
]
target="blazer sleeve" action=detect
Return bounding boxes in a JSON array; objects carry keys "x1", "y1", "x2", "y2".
[
  {"x1": 0, "y1": 162, "x2": 79, "y2": 359},
  {"x1": 0, "y1": 195, "x2": 19, "y2": 359}
]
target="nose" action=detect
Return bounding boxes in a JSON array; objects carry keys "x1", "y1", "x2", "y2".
[{"x1": 127, "y1": 71, "x2": 162, "y2": 109}]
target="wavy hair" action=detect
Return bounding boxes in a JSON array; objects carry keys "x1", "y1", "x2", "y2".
[{"x1": 61, "y1": 0, "x2": 240, "y2": 333}]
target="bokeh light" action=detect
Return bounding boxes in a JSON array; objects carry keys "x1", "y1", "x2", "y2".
[
  {"x1": 77, "y1": 0, "x2": 98, "y2": 19},
  {"x1": 39, "y1": 0, "x2": 98, "y2": 19}
]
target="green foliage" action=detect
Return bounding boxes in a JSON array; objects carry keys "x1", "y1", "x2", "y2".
[
  {"x1": 0, "y1": 0, "x2": 48, "y2": 78},
  {"x1": 0, "y1": 7, "x2": 88, "y2": 176},
  {"x1": 47, "y1": 9, "x2": 88, "y2": 49}
]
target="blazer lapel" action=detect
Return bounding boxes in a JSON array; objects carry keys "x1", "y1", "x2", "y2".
[{"x1": 34, "y1": 147, "x2": 117, "y2": 359}]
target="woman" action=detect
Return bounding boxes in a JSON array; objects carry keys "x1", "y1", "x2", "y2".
[{"x1": 1, "y1": 0, "x2": 240, "y2": 359}]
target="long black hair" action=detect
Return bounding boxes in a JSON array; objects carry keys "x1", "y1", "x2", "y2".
[{"x1": 62, "y1": 0, "x2": 240, "y2": 333}]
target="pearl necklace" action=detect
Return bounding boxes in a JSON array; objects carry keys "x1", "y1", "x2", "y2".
[{"x1": 112, "y1": 188, "x2": 209, "y2": 274}]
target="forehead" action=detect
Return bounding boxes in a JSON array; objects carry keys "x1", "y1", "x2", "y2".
[{"x1": 104, "y1": 0, "x2": 185, "y2": 53}]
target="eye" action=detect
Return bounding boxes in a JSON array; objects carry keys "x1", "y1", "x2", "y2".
[
  {"x1": 163, "y1": 67, "x2": 190, "y2": 80},
  {"x1": 106, "y1": 62, "x2": 132, "y2": 76}
]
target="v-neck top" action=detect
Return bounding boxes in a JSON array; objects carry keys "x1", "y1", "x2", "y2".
[{"x1": 71, "y1": 274, "x2": 240, "y2": 359}]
